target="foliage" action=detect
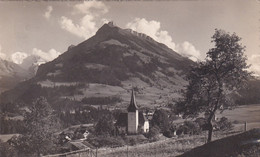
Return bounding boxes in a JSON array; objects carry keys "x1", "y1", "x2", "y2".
[
  {"x1": 236, "y1": 79, "x2": 260, "y2": 105},
  {"x1": 195, "y1": 117, "x2": 208, "y2": 131},
  {"x1": 146, "y1": 126, "x2": 160, "y2": 140},
  {"x1": 215, "y1": 117, "x2": 233, "y2": 131},
  {"x1": 151, "y1": 109, "x2": 170, "y2": 132},
  {"x1": 81, "y1": 96, "x2": 122, "y2": 105},
  {"x1": 176, "y1": 29, "x2": 251, "y2": 142},
  {"x1": 58, "y1": 105, "x2": 113, "y2": 127},
  {"x1": 163, "y1": 124, "x2": 177, "y2": 138},
  {"x1": 12, "y1": 97, "x2": 61, "y2": 156},
  {"x1": 0, "y1": 140, "x2": 17, "y2": 157},
  {"x1": 95, "y1": 114, "x2": 115, "y2": 136},
  {"x1": 0, "y1": 117, "x2": 25, "y2": 134},
  {"x1": 176, "y1": 121, "x2": 201, "y2": 136}
]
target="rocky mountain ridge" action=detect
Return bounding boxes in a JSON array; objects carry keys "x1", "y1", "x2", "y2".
[{"x1": 0, "y1": 22, "x2": 195, "y2": 110}]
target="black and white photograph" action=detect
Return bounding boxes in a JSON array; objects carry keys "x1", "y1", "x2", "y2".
[{"x1": 0, "y1": 0, "x2": 259, "y2": 156}]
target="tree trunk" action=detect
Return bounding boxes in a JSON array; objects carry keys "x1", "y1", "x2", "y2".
[
  {"x1": 207, "y1": 121, "x2": 213, "y2": 143},
  {"x1": 207, "y1": 107, "x2": 217, "y2": 143}
]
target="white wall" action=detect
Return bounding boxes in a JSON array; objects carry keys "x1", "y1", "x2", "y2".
[
  {"x1": 143, "y1": 121, "x2": 149, "y2": 133},
  {"x1": 127, "y1": 111, "x2": 138, "y2": 134}
]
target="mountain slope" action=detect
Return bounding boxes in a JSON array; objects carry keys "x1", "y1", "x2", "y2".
[
  {"x1": 0, "y1": 22, "x2": 195, "y2": 109},
  {"x1": 0, "y1": 59, "x2": 32, "y2": 93}
]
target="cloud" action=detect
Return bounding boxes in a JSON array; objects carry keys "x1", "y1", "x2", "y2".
[
  {"x1": 126, "y1": 18, "x2": 176, "y2": 50},
  {"x1": 73, "y1": 1, "x2": 108, "y2": 15},
  {"x1": 248, "y1": 54, "x2": 260, "y2": 76},
  {"x1": 60, "y1": 15, "x2": 97, "y2": 39},
  {"x1": 32, "y1": 48, "x2": 61, "y2": 62},
  {"x1": 126, "y1": 18, "x2": 201, "y2": 61},
  {"x1": 176, "y1": 41, "x2": 201, "y2": 61},
  {"x1": 59, "y1": 1, "x2": 108, "y2": 39},
  {"x1": 101, "y1": 18, "x2": 110, "y2": 24},
  {"x1": 44, "y1": 6, "x2": 53, "y2": 19},
  {"x1": 11, "y1": 52, "x2": 28, "y2": 64}
]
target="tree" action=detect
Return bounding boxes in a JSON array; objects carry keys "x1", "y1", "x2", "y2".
[
  {"x1": 95, "y1": 114, "x2": 115, "y2": 136},
  {"x1": 151, "y1": 109, "x2": 170, "y2": 132},
  {"x1": 0, "y1": 139, "x2": 17, "y2": 157},
  {"x1": 13, "y1": 97, "x2": 61, "y2": 156},
  {"x1": 176, "y1": 29, "x2": 251, "y2": 143}
]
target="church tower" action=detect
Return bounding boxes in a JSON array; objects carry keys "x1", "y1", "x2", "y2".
[{"x1": 127, "y1": 89, "x2": 139, "y2": 134}]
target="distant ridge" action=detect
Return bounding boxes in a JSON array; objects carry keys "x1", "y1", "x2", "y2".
[{"x1": 0, "y1": 58, "x2": 32, "y2": 93}]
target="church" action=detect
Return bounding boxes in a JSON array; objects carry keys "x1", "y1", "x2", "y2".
[{"x1": 116, "y1": 89, "x2": 149, "y2": 134}]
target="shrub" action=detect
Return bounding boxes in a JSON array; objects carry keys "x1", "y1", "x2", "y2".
[
  {"x1": 195, "y1": 117, "x2": 208, "y2": 131},
  {"x1": 151, "y1": 109, "x2": 170, "y2": 132},
  {"x1": 95, "y1": 114, "x2": 115, "y2": 136},
  {"x1": 163, "y1": 130, "x2": 175, "y2": 138},
  {"x1": 177, "y1": 121, "x2": 202, "y2": 135},
  {"x1": 215, "y1": 117, "x2": 233, "y2": 131},
  {"x1": 0, "y1": 140, "x2": 17, "y2": 157},
  {"x1": 163, "y1": 124, "x2": 177, "y2": 138},
  {"x1": 147, "y1": 126, "x2": 160, "y2": 140}
]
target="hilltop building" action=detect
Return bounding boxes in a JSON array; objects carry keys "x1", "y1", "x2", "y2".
[{"x1": 116, "y1": 89, "x2": 149, "y2": 134}]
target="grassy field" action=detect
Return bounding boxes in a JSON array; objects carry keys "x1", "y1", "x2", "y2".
[
  {"x1": 218, "y1": 104, "x2": 260, "y2": 131},
  {"x1": 95, "y1": 132, "x2": 233, "y2": 157}
]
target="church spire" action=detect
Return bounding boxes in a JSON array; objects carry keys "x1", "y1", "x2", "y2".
[{"x1": 127, "y1": 89, "x2": 138, "y2": 112}]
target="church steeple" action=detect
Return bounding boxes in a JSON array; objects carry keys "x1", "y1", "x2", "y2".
[{"x1": 127, "y1": 89, "x2": 138, "y2": 112}]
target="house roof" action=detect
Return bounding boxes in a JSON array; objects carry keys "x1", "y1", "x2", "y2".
[
  {"x1": 68, "y1": 140, "x2": 95, "y2": 150},
  {"x1": 127, "y1": 89, "x2": 138, "y2": 112}
]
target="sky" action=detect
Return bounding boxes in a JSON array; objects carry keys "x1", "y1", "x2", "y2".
[{"x1": 0, "y1": 0, "x2": 259, "y2": 75}]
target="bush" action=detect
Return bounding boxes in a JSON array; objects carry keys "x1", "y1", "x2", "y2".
[
  {"x1": 147, "y1": 126, "x2": 160, "y2": 140},
  {"x1": 177, "y1": 121, "x2": 202, "y2": 135},
  {"x1": 163, "y1": 124, "x2": 177, "y2": 138},
  {"x1": 215, "y1": 117, "x2": 233, "y2": 131},
  {"x1": 151, "y1": 109, "x2": 170, "y2": 132},
  {"x1": 195, "y1": 117, "x2": 208, "y2": 131},
  {"x1": 95, "y1": 114, "x2": 115, "y2": 136},
  {"x1": 0, "y1": 140, "x2": 17, "y2": 157},
  {"x1": 163, "y1": 130, "x2": 175, "y2": 138}
]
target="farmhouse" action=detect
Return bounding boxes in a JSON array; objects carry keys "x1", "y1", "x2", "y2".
[{"x1": 116, "y1": 89, "x2": 149, "y2": 134}]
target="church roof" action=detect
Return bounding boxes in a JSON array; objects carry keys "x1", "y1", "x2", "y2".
[{"x1": 127, "y1": 89, "x2": 138, "y2": 112}]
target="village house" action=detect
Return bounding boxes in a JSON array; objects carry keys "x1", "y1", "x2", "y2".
[{"x1": 116, "y1": 89, "x2": 149, "y2": 134}]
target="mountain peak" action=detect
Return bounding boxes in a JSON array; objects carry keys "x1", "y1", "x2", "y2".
[
  {"x1": 1, "y1": 21, "x2": 195, "y2": 105},
  {"x1": 95, "y1": 21, "x2": 120, "y2": 36}
]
